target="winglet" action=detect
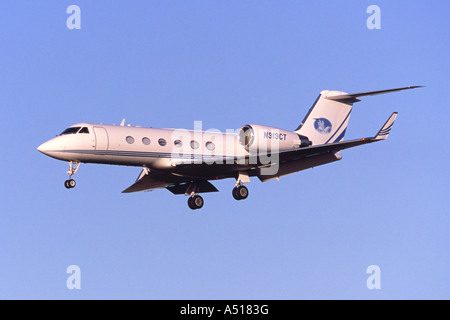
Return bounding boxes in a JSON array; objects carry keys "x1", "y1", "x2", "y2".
[{"x1": 374, "y1": 112, "x2": 398, "y2": 140}]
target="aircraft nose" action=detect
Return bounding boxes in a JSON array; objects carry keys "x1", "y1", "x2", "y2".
[
  {"x1": 37, "y1": 138, "x2": 64, "y2": 158},
  {"x1": 37, "y1": 140, "x2": 51, "y2": 155}
]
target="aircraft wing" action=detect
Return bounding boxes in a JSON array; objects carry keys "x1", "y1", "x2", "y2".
[
  {"x1": 281, "y1": 112, "x2": 397, "y2": 160},
  {"x1": 257, "y1": 112, "x2": 398, "y2": 181},
  {"x1": 123, "y1": 113, "x2": 398, "y2": 189},
  {"x1": 121, "y1": 169, "x2": 190, "y2": 193},
  {"x1": 122, "y1": 168, "x2": 219, "y2": 194}
]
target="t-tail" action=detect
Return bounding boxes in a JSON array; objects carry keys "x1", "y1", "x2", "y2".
[{"x1": 295, "y1": 86, "x2": 422, "y2": 145}]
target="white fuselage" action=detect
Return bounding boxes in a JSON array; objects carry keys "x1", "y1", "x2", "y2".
[
  {"x1": 39, "y1": 123, "x2": 241, "y2": 167},
  {"x1": 38, "y1": 122, "x2": 304, "y2": 181}
]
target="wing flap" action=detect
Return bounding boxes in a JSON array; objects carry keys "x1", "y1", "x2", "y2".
[
  {"x1": 272, "y1": 137, "x2": 373, "y2": 165},
  {"x1": 166, "y1": 180, "x2": 219, "y2": 195},
  {"x1": 122, "y1": 170, "x2": 189, "y2": 193},
  {"x1": 258, "y1": 152, "x2": 342, "y2": 182}
]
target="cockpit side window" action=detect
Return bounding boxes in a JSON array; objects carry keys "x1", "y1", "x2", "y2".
[
  {"x1": 79, "y1": 127, "x2": 89, "y2": 134},
  {"x1": 60, "y1": 127, "x2": 81, "y2": 135}
]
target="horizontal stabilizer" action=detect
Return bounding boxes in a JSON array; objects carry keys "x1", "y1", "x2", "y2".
[{"x1": 326, "y1": 86, "x2": 422, "y2": 103}]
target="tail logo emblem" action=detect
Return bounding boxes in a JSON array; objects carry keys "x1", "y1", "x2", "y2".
[{"x1": 314, "y1": 118, "x2": 332, "y2": 134}]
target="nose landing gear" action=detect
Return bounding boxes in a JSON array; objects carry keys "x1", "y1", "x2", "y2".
[
  {"x1": 64, "y1": 161, "x2": 80, "y2": 189},
  {"x1": 64, "y1": 179, "x2": 76, "y2": 189}
]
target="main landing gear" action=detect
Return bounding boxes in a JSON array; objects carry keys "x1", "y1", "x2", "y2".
[
  {"x1": 187, "y1": 195, "x2": 204, "y2": 210},
  {"x1": 232, "y1": 185, "x2": 249, "y2": 200},
  {"x1": 232, "y1": 172, "x2": 250, "y2": 201},
  {"x1": 185, "y1": 181, "x2": 205, "y2": 210},
  {"x1": 186, "y1": 184, "x2": 249, "y2": 210},
  {"x1": 185, "y1": 173, "x2": 251, "y2": 210},
  {"x1": 64, "y1": 161, "x2": 80, "y2": 189}
]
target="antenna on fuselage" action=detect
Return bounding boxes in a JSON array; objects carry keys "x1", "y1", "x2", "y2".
[{"x1": 120, "y1": 118, "x2": 126, "y2": 126}]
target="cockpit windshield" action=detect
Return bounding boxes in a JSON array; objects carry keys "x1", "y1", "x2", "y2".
[
  {"x1": 60, "y1": 127, "x2": 90, "y2": 135},
  {"x1": 60, "y1": 127, "x2": 81, "y2": 135}
]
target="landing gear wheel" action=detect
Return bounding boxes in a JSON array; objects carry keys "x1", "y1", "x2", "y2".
[
  {"x1": 64, "y1": 162, "x2": 80, "y2": 189},
  {"x1": 193, "y1": 195, "x2": 204, "y2": 209},
  {"x1": 237, "y1": 185, "x2": 248, "y2": 200},
  {"x1": 188, "y1": 195, "x2": 204, "y2": 210},
  {"x1": 188, "y1": 197, "x2": 195, "y2": 209},
  {"x1": 232, "y1": 187, "x2": 240, "y2": 200},
  {"x1": 232, "y1": 185, "x2": 249, "y2": 200},
  {"x1": 68, "y1": 179, "x2": 76, "y2": 188},
  {"x1": 64, "y1": 179, "x2": 76, "y2": 189}
]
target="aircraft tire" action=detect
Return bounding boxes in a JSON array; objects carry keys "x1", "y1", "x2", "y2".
[
  {"x1": 232, "y1": 187, "x2": 241, "y2": 200},
  {"x1": 192, "y1": 195, "x2": 204, "y2": 209},
  {"x1": 68, "y1": 179, "x2": 76, "y2": 188},
  {"x1": 237, "y1": 185, "x2": 248, "y2": 200},
  {"x1": 188, "y1": 195, "x2": 204, "y2": 210},
  {"x1": 65, "y1": 179, "x2": 76, "y2": 189},
  {"x1": 188, "y1": 197, "x2": 195, "y2": 209}
]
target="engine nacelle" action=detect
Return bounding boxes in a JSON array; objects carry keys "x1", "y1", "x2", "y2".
[{"x1": 238, "y1": 124, "x2": 311, "y2": 153}]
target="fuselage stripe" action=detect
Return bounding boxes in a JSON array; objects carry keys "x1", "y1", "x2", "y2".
[
  {"x1": 325, "y1": 110, "x2": 352, "y2": 144},
  {"x1": 64, "y1": 149, "x2": 236, "y2": 160}
]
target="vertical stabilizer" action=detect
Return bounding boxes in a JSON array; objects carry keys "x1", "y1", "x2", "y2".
[
  {"x1": 295, "y1": 90, "x2": 354, "y2": 145},
  {"x1": 295, "y1": 86, "x2": 421, "y2": 145}
]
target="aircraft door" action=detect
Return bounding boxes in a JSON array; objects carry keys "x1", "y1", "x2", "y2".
[{"x1": 93, "y1": 127, "x2": 109, "y2": 151}]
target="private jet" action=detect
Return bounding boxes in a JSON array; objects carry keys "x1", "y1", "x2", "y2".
[{"x1": 37, "y1": 86, "x2": 420, "y2": 209}]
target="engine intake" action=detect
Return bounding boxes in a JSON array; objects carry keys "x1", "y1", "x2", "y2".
[{"x1": 238, "y1": 124, "x2": 311, "y2": 152}]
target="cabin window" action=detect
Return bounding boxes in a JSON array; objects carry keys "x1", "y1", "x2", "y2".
[
  {"x1": 60, "y1": 127, "x2": 81, "y2": 135},
  {"x1": 174, "y1": 140, "x2": 182, "y2": 147},
  {"x1": 206, "y1": 141, "x2": 215, "y2": 151},
  {"x1": 190, "y1": 140, "x2": 199, "y2": 149},
  {"x1": 158, "y1": 138, "x2": 167, "y2": 146},
  {"x1": 142, "y1": 137, "x2": 151, "y2": 145},
  {"x1": 126, "y1": 136, "x2": 135, "y2": 144},
  {"x1": 79, "y1": 127, "x2": 90, "y2": 134}
]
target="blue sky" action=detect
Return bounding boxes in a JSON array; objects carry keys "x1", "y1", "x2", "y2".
[{"x1": 0, "y1": 1, "x2": 449, "y2": 299}]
